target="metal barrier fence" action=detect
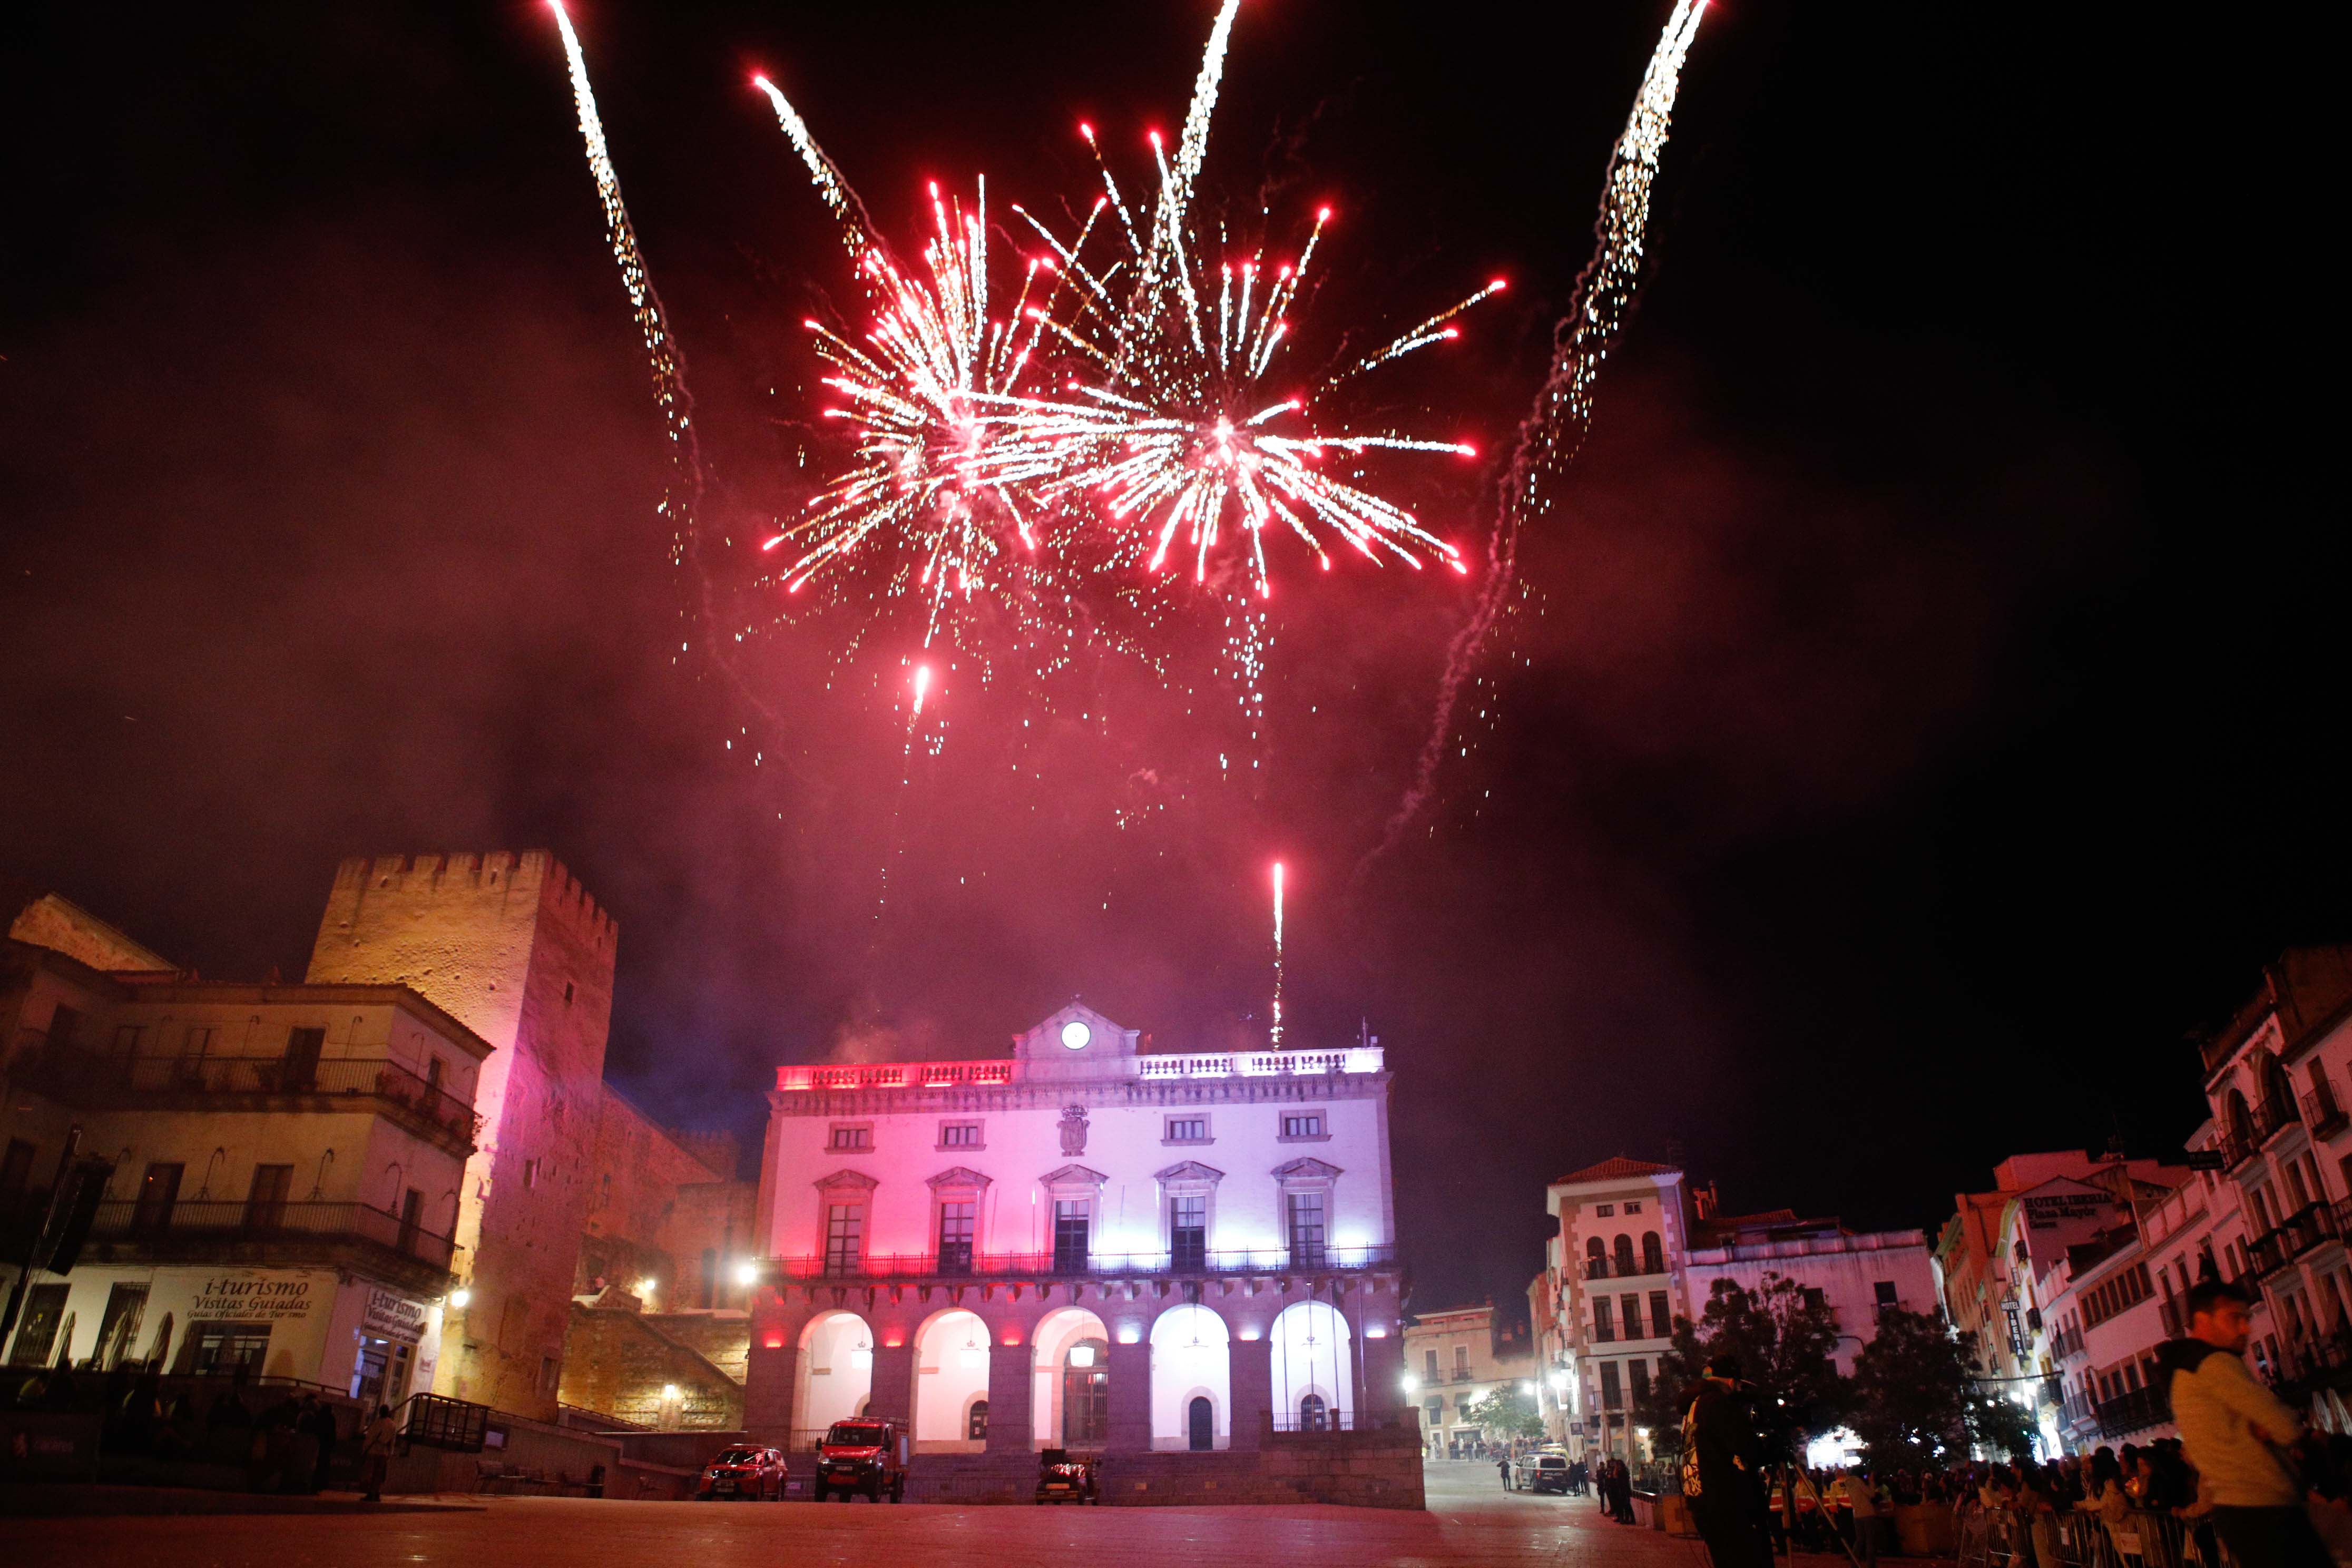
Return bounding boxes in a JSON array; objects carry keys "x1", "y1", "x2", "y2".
[{"x1": 1958, "y1": 1508, "x2": 2230, "y2": 1568}]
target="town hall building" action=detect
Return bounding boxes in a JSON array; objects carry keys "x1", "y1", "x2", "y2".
[{"x1": 739, "y1": 1003, "x2": 1422, "y2": 1504}]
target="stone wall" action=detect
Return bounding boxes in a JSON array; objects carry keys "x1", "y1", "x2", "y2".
[
  {"x1": 560, "y1": 1302, "x2": 744, "y2": 1430},
  {"x1": 896, "y1": 1416, "x2": 1426, "y2": 1507},
  {"x1": 307, "y1": 851, "x2": 618, "y2": 1420}
]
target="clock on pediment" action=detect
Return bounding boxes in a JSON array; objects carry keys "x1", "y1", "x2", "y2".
[{"x1": 1014, "y1": 1001, "x2": 1141, "y2": 1081}]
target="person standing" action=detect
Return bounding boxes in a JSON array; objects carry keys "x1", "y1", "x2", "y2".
[
  {"x1": 1682, "y1": 1358, "x2": 1768, "y2": 1568},
  {"x1": 1501, "y1": 1452, "x2": 1514, "y2": 1489},
  {"x1": 2158, "y1": 1280, "x2": 2329, "y2": 1568},
  {"x1": 361, "y1": 1405, "x2": 398, "y2": 1503},
  {"x1": 303, "y1": 1398, "x2": 341, "y2": 1493}
]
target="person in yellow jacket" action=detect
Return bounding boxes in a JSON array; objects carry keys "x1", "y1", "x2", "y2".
[{"x1": 2155, "y1": 1280, "x2": 2327, "y2": 1568}]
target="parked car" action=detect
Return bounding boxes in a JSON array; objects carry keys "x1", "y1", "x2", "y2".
[
  {"x1": 697, "y1": 1444, "x2": 789, "y2": 1501},
  {"x1": 1035, "y1": 1448, "x2": 1099, "y2": 1505},
  {"x1": 814, "y1": 1417, "x2": 907, "y2": 1503},
  {"x1": 1510, "y1": 1452, "x2": 1572, "y2": 1494}
]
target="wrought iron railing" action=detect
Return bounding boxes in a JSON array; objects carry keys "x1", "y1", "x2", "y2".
[
  {"x1": 2305, "y1": 1083, "x2": 2349, "y2": 1138},
  {"x1": 86, "y1": 1197, "x2": 458, "y2": 1270},
  {"x1": 2093, "y1": 1383, "x2": 2169, "y2": 1438},
  {"x1": 16, "y1": 1046, "x2": 479, "y2": 1151},
  {"x1": 762, "y1": 1242, "x2": 1396, "y2": 1281}
]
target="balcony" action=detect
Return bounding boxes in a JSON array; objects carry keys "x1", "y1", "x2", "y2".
[
  {"x1": 2305, "y1": 1083, "x2": 2350, "y2": 1140},
  {"x1": 2249, "y1": 1201, "x2": 2340, "y2": 1279},
  {"x1": 2255, "y1": 1095, "x2": 2301, "y2": 1151},
  {"x1": 80, "y1": 1198, "x2": 458, "y2": 1295},
  {"x1": 15, "y1": 1046, "x2": 479, "y2": 1158},
  {"x1": 766, "y1": 1241, "x2": 1398, "y2": 1283},
  {"x1": 2094, "y1": 1384, "x2": 2170, "y2": 1438},
  {"x1": 1582, "y1": 1257, "x2": 1669, "y2": 1282}
]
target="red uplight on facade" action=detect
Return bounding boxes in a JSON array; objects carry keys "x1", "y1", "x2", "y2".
[
  {"x1": 884, "y1": 1336, "x2": 904, "y2": 1348},
  {"x1": 763, "y1": 1333, "x2": 785, "y2": 1349}
]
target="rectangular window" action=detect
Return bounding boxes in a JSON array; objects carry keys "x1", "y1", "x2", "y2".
[
  {"x1": 132, "y1": 1162, "x2": 183, "y2": 1233},
  {"x1": 1630, "y1": 1359, "x2": 1651, "y2": 1404},
  {"x1": 824, "y1": 1203, "x2": 864, "y2": 1275},
  {"x1": 1593, "y1": 1297, "x2": 1615, "y2": 1341},
  {"x1": 1053, "y1": 1200, "x2": 1090, "y2": 1273},
  {"x1": 1424, "y1": 1349, "x2": 1439, "y2": 1380},
  {"x1": 1170, "y1": 1195, "x2": 1207, "y2": 1271},
  {"x1": 1164, "y1": 1116, "x2": 1210, "y2": 1143},
  {"x1": 1622, "y1": 1293, "x2": 1643, "y2": 1339},
  {"x1": 7, "y1": 1283, "x2": 70, "y2": 1367},
  {"x1": 243, "y1": 1164, "x2": 293, "y2": 1231},
  {"x1": 1874, "y1": 1280, "x2": 1899, "y2": 1306},
  {"x1": 1453, "y1": 1344, "x2": 1471, "y2": 1378},
  {"x1": 190, "y1": 1322, "x2": 272, "y2": 1373},
  {"x1": 938, "y1": 1200, "x2": 976, "y2": 1272},
  {"x1": 1599, "y1": 1361, "x2": 1623, "y2": 1409},
  {"x1": 1624, "y1": 1200, "x2": 1642, "y2": 1214},
  {"x1": 281, "y1": 1026, "x2": 326, "y2": 1091},
  {"x1": 94, "y1": 1281, "x2": 150, "y2": 1370},
  {"x1": 1595, "y1": 1204, "x2": 1614, "y2": 1218},
  {"x1": 1280, "y1": 1113, "x2": 1326, "y2": 1139},
  {"x1": 0, "y1": 1139, "x2": 34, "y2": 1211},
  {"x1": 1650, "y1": 1290, "x2": 1671, "y2": 1336},
  {"x1": 1287, "y1": 1191, "x2": 1327, "y2": 1266},
  {"x1": 829, "y1": 1124, "x2": 873, "y2": 1151},
  {"x1": 939, "y1": 1121, "x2": 982, "y2": 1149}
]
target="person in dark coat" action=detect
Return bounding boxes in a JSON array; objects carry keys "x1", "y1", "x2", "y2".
[
  {"x1": 302, "y1": 1399, "x2": 341, "y2": 1492},
  {"x1": 1682, "y1": 1357, "x2": 1770, "y2": 1568}
]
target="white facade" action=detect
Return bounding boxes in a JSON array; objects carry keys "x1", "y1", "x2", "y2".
[
  {"x1": 742, "y1": 1003, "x2": 1409, "y2": 1461},
  {"x1": 1, "y1": 920, "x2": 487, "y2": 1407}
]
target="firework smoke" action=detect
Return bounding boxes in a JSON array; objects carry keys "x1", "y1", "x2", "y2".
[{"x1": 1361, "y1": 0, "x2": 1709, "y2": 880}]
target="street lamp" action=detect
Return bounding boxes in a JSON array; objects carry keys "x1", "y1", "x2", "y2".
[{"x1": 734, "y1": 1259, "x2": 760, "y2": 1288}]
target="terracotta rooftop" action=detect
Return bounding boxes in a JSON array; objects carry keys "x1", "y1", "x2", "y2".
[{"x1": 1553, "y1": 1155, "x2": 1682, "y2": 1186}]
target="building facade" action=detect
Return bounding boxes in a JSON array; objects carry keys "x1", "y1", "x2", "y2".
[
  {"x1": 1402, "y1": 1303, "x2": 1535, "y2": 1455},
  {"x1": 303, "y1": 852, "x2": 618, "y2": 1421},
  {"x1": 738, "y1": 1003, "x2": 1413, "y2": 1497},
  {"x1": 1532, "y1": 1157, "x2": 1936, "y2": 1461},
  {"x1": 1, "y1": 895, "x2": 487, "y2": 1407}
]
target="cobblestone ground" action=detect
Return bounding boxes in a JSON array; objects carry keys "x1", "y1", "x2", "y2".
[{"x1": 16, "y1": 1461, "x2": 1725, "y2": 1567}]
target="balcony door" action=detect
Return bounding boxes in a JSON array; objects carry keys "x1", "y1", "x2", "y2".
[
  {"x1": 281, "y1": 1026, "x2": 326, "y2": 1092},
  {"x1": 1171, "y1": 1195, "x2": 1207, "y2": 1271},
  {"x1": 242, "y1": 1164, "x2": 292, "y2": 1232},
  {"x1": 132, "y1": 1162, "x2": 183, "y2": 1233},
  {"x1": 1053, "y1": 1200, "x2": 1090, "y2": 1275}
]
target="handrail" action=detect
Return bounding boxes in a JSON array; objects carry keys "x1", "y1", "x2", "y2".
[
  {"x1": 760, "y1": 1242, "x2": 1396, "y2": 1281},
  {"x1": 88, "y1": 1197, "x2": 459, "y2": 1270},
  {"x1": 17, "y1": 1046, "x2": 480, "y2": 1149},
  {"x1": 775, "y1": 1047, "x2": 1384, "y2": 1092}
]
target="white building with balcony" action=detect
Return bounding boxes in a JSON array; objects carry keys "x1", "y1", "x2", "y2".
[
  {"x1": 1, "y1": 897, "x2": 486, "y2": 1406},
  {"x1": 739, "y1": 1003, "x2": 1414, "y2": 1500}
]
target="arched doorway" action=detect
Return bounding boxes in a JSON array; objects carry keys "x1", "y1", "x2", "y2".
[
  {"x1": 1030, "y1": 1306, "x2": 1112, "y2": 1451},
  {"x1": 796, "y1": 1310, "x2": 875, "y2": 1449},
  {"x1": 1149, "y1": 1303, "x2": 1230, "y2": 1451},
  {"x1": 911, "y1": 1308, "x2": 991, "y2": 1453},
  {"x1": 1299, "y1": 1392, "x2": 1328, "y2": 1432},
  {"x1": 1271, "y1": 1299, "x2": 1354, "y2": 1431},
  {"x1": 1188, "y1": 1397, "x2": 1213, "y2": 1451}
]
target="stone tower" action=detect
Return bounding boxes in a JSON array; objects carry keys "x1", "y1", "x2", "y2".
[{"x1": 306, "y1": 852, "x2": 618, "y2": 1420}]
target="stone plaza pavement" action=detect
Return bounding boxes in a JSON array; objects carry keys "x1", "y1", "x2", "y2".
[{"x1": 15, "y1": 1461, "x2": 1728, "y2": 1568}]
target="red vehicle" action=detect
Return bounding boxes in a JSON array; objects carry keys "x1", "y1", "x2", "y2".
[
  {"x1": 813, "y1": 1417, "x2": 907, "y2": 1503},
  {"x1": 1034, "y1": 1449, "x2": 1099, "y2": 1505},
  {"x1": 697, "y1": 1444, "x2": 788, "y2": 1501}
]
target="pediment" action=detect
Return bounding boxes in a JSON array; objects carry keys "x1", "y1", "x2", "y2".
[
  {"x1": 926, "y1": 1165, "x2": 994, "y2": 1190},
  {"x1": 1271, "y1": 1157, "x2": 1343, "y2": 1182},
  {"x1": 1040, "y1": 1163, "x2": 1109, "y2": 1188},
  {"x1": 1154, "y1": 1160, "x2": 1227, "y2": 1185},
  {"x1": 814, "y1": 1168, "x2": 879, "y2": 1191}
]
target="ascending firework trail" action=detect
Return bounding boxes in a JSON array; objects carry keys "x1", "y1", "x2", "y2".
[{"x1": 1360, "y1": 0, "x2": 1710, "y2": 882}]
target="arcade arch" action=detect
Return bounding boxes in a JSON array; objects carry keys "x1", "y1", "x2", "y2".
[
  {"x1": 1271, "y1": 1299, "x2": 1353, "y2": 1428},
  {"x1": 911, "y1": 1308, "x2": 992, "y2": 1452},
  {"x1": 1149, "y1": 1303, "x2": 1230, "y2": 1451},
  {"x1": 797, "y1": 1310, "x2": 874, "y2": 1442},
  {"x1": 1031, "y1": 1306, "x2": 1111, "y2": 1450}
]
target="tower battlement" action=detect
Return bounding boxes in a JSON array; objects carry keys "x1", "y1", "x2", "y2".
[{"x1": 327, "y1": 850, "x2": 618, "y2": 953}]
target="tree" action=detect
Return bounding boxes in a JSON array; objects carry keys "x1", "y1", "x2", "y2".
[
  {"x1": 1633, "y1": 1274, "x2": 1851, "y2": 1462},
  {"x1": 1966, "y1": 1380, "x2": 2041, "y2": 1463},
  {"x1": 1463, "y1": 1381, "x2": 1545, "y2": 1442},
  {"x1": 1850, "y1": 1308, "x2": 1976, "y2": 1471}
]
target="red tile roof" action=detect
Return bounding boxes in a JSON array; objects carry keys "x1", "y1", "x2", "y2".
[{"x1": 1553, "y1": 1155, "x2": 1682, "y2": 1186}]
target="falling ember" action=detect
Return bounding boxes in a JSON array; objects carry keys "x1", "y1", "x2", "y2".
[
  {"x1": 1270, "y1": 860, "x2": 1286, "y2": 1051},
  {"x1": 911, "y1": 663, "x2": 932, "y2": 715}
]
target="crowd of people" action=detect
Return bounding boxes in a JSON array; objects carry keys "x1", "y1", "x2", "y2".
[{"x1": 10, "y1": 1364, "x2": 401, "y2": 1500}]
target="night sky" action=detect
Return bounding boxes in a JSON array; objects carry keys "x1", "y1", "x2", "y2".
[{"x1": 2, "y1": 3, "x2": 2336, "y2": 1311}]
